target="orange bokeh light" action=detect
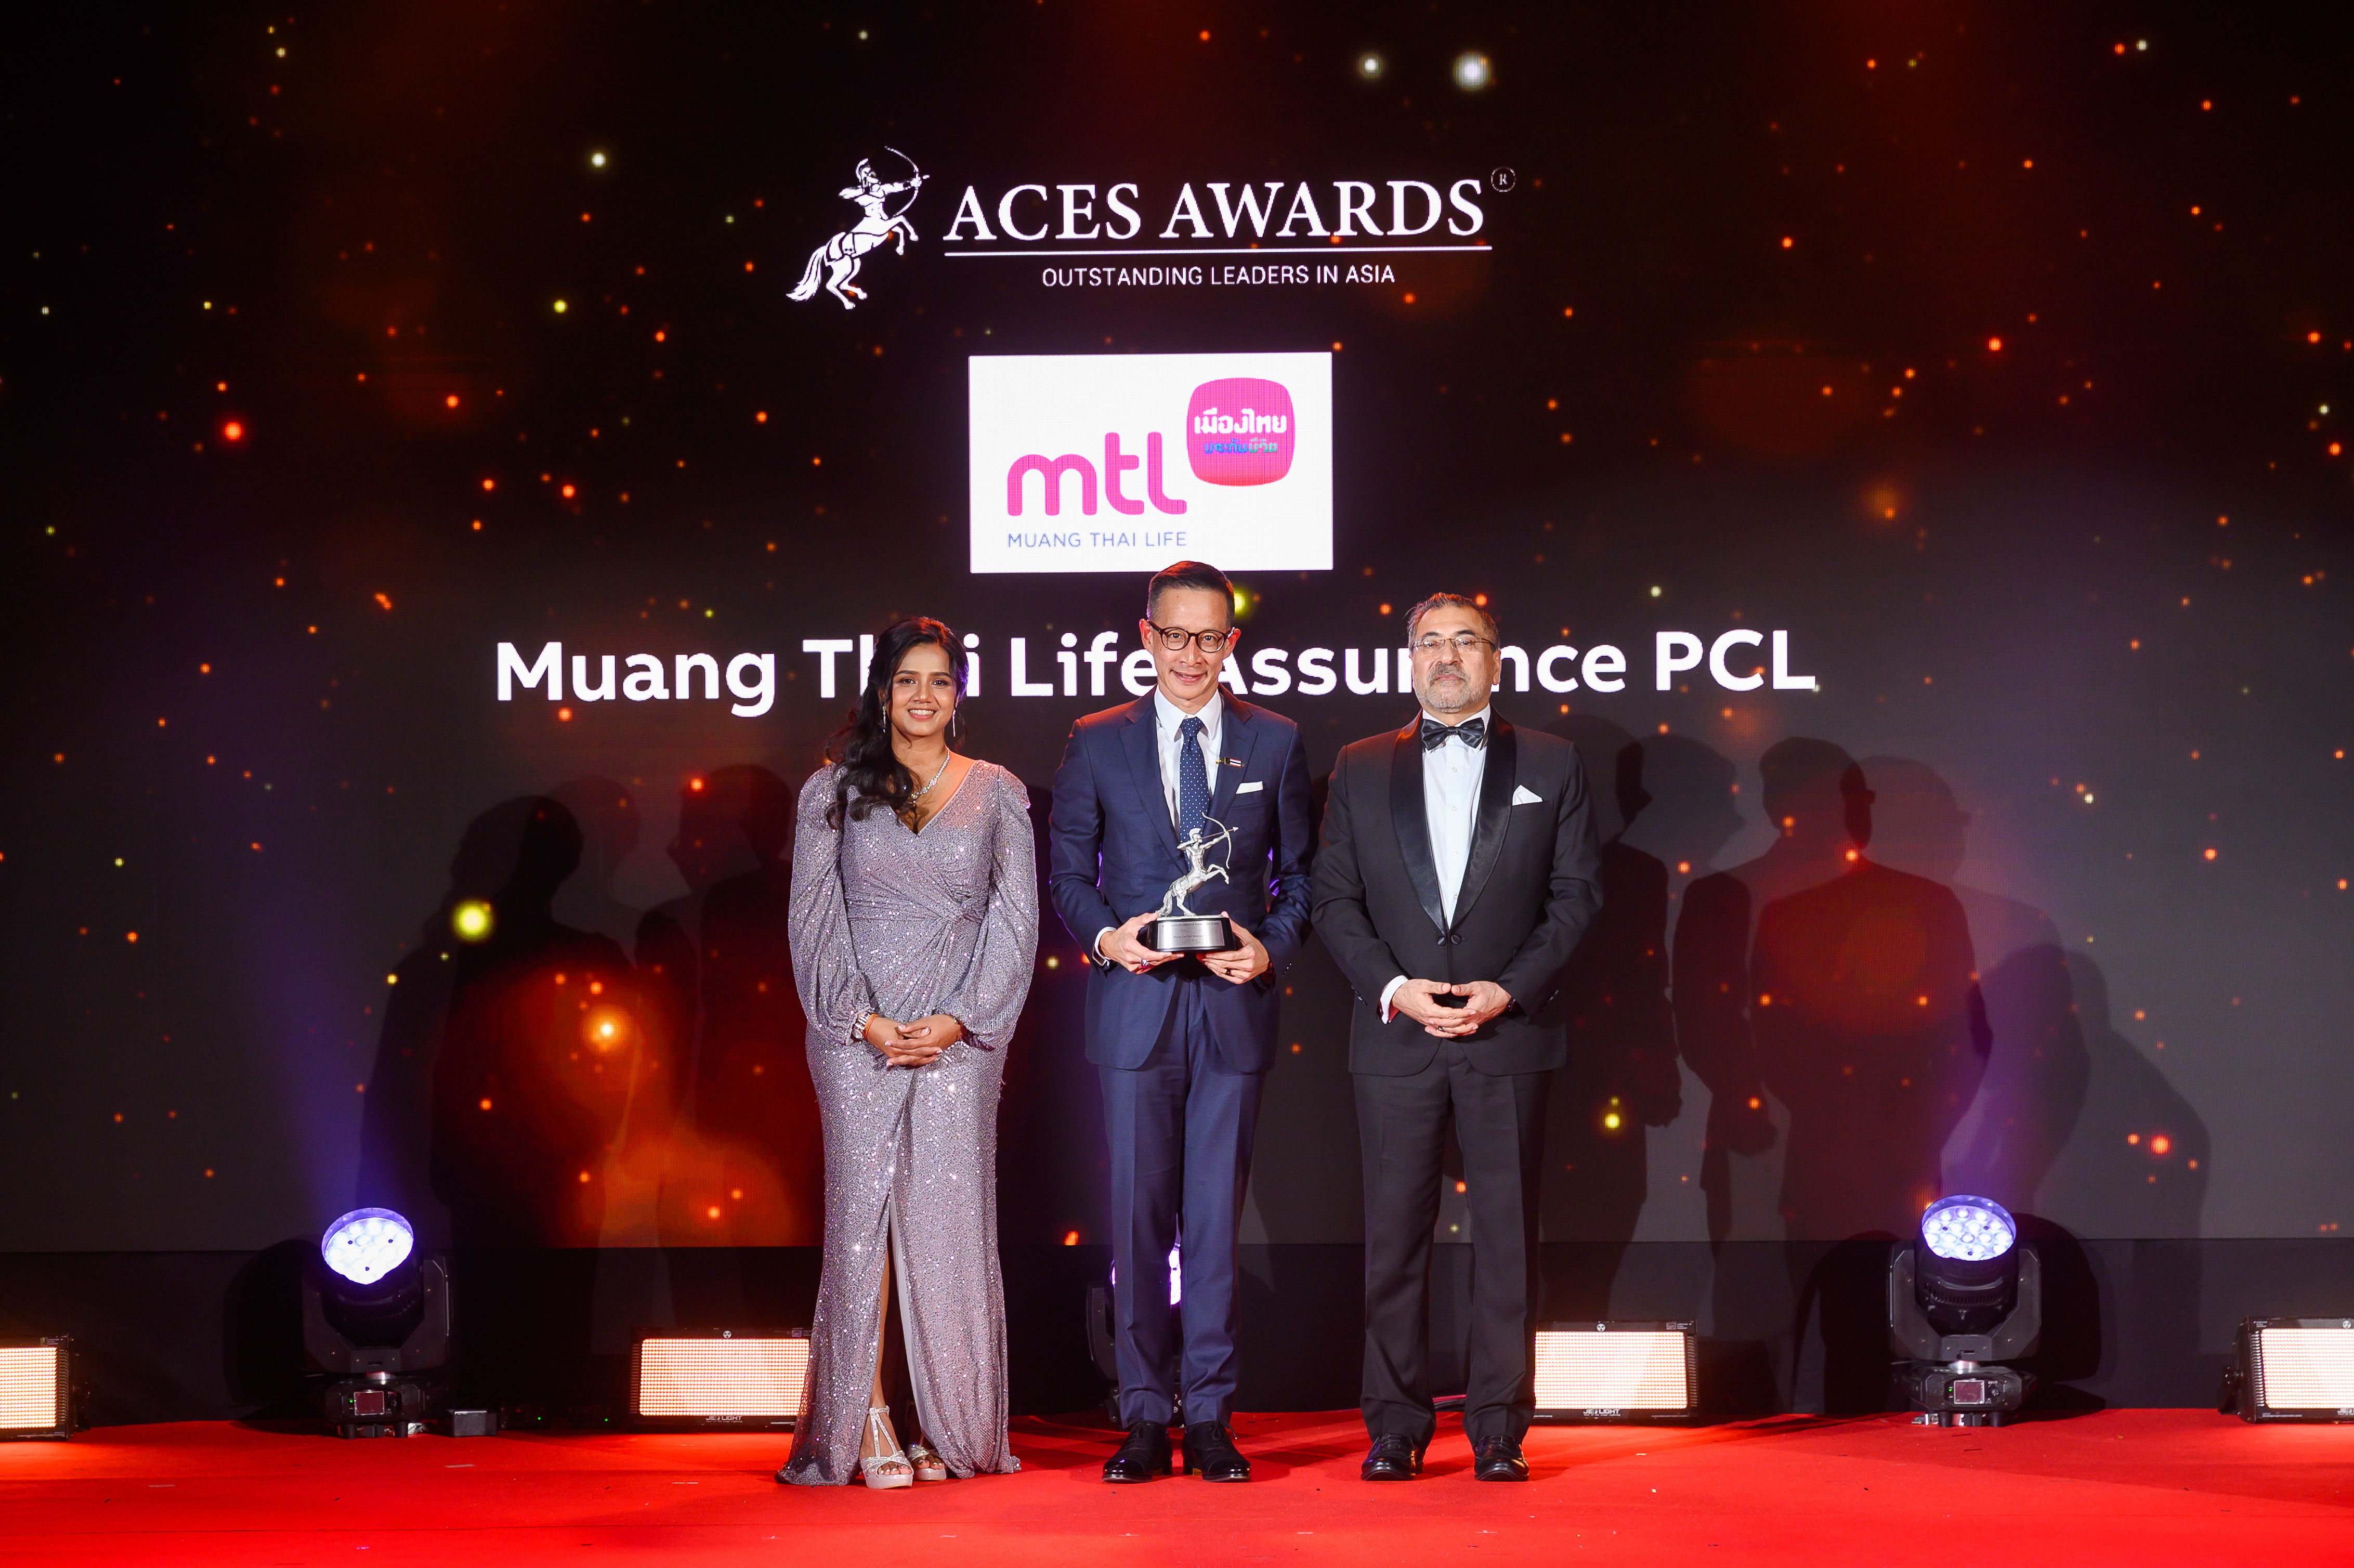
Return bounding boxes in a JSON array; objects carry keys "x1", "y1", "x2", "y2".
[{"x1": 584, "y1": 1005, "x2": 632, "y2": 1052}]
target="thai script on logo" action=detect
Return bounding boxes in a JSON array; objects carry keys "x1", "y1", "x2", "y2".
[{"x1": 1186, "y1": 378, "x2": 1296, "y2": 486}]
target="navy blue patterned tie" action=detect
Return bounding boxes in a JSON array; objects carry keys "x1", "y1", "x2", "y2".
[{"x1": 1177, "y1": 715, "x2": 1209, "y2": 840}]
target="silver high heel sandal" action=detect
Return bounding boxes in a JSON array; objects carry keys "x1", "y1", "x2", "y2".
[
  {"x1": 860, "y1": 1405, "x2": 914, "y2": 1491},
  {"x1": 905, "y1": 1439, "x2": 948, "y2": 1482}
]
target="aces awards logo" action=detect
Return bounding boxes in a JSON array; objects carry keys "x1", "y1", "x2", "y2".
[
  {"x1": 968, "y1": 352, "x2": 1333, "y2": 574},
  {"x1": 787, "y1": 149, "x2": 926, "y2": 310}
]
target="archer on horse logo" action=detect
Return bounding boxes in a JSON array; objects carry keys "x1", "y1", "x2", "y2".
[{"x1": 787, "y1": 149, "x2": 925, "y2": 310}]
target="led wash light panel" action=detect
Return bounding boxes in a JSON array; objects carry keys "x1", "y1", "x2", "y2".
[
  {"x1": 1921, "y1": 1196, "x2": 2016, "y2": 1262},
  {"x1": 2255, "y1": 1327, "x2": 2354, "y2": 1410},
  {"x1": 634, "y1": 1335, "x2": 812, "y2": 1422},
  {"x1": 320, "y1": 1209, "x2": 415, "y2": 1286},
  {"x1": 1533, "y1": 1326, "x2": 1696, "y2": 1416},
  {"x1": 0, "y1": 1344, "x2": 66, "y2": 1433}
]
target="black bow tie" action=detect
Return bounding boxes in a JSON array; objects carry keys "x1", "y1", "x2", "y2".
[{"x1": 1419, "y1": 715, "x2": 1487, "y2": 751}]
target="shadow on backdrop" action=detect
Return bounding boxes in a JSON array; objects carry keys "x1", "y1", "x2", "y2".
[
  {"x1": 633, "y1": 764, "x2": 821, "y2": 1256},
  {"x1": 358, "y1": 796, "x2": 633, "y2": 1249},
  {"x1": 421, "y1": 798, "x2": 656, "y2": 1250},
  {"x1": 1860, "y1": 757, "x2": 2089, "y2": 1216},
  {"x1": 1754, "y1": 757, "x2": 1989, "y2": 1410},
  {"x1": 547, "y1": 777, "x2": 645, "y2": 949},
  {"x1": 1538, "y1": 719, "x2": 1732, "y2": 1318},
  {"x1": 1671, "y1": 738, "x2": 1856, "y2": 1406},
  {"x1": 2036, "y1": 954, "x2": 2209, "y2": 1402}
]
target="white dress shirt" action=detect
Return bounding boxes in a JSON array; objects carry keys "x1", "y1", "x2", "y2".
[
  {"x1": 1095, "y1": 689, "x2": 1225, "y2": 959},
  {"x1": 1380, "y1": 704, "x2": 1490, "y2": 1018},
  {"x1": 1151, "y1": 688, "x2": 1225, "y2": 825}
]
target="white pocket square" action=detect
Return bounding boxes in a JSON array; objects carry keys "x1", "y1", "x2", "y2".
[
  {"x1": 1235, "y1": 780, "x2": 1264, "y2": 794},
  {"x1": 1512, "y1": 785, "x2": 1544, "y2": 805}
]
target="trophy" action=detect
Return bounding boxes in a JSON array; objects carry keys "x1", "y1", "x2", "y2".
[{"x1": 1144, "y1": 818, "x2": 1239, "y2": 953}]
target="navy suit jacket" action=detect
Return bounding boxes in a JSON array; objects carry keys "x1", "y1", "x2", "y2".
[{"x1": 1048, "y1": 694, "x2": 1315, "y2": 1074}]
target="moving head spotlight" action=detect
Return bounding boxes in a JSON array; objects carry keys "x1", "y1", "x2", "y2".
[
  {"x1": 302, "y1": 1207, "x2": 453, "y2": 1438},
  {"x1": 1888, "y1": 1195, "x2": 2039, "y2": 1426}
]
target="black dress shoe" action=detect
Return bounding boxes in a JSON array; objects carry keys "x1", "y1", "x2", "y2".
[
  {"x1": 1360, "y1": 1433, "x2": 1423, "y2": 1481},
  {"x1": 1180, "y1": 1420, "x2": 1252, "y2": 1482},
  {"x1": 1471, "y1": 1436, "x2": 1528, "y2": 1482},
  {"x1": 1102, "y1": 1421, "x2": 1171, "y2": 1483}
]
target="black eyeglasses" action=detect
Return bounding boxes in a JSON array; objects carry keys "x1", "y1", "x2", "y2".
[
  {"x1": 1144, "y1": 619, "x2": 1235, "y2": 654},
  {"x1": 1411, "y1": 632, "x2": 1496, "y2": 656}
]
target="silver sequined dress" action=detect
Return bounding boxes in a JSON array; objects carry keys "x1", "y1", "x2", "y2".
[{"x1": 780, "y1": 760, "x2": 1037, "y2": 1484}]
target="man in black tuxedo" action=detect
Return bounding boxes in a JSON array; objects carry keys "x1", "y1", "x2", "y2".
[{"x1": 1311, "y1": 593, "x2": 1603, "y2": 1482}]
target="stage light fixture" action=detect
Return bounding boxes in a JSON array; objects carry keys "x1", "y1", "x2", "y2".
[
  {"x1": 1531, "y1": 1322, "x2": 1698, "y2": 1422},
  {"x1": 631, "y1": 1330, "x2": 810, "y2": 1430},
  {"x1": 1889, "y1": 1195, "x2": 2041, "y2": 1426},
  {"x1": 1357, "y1": 52, "x2": 1384, "y2": 80},
  {"x1": 451, "y1": 899, "x2": 493, "y2": 940},
  {"x1": 303, "y1": 1207, "x2": 453, "y2": 1438},
  {"x1": 2226, "y1": 1318, "x2": 2354, "y2": 1421},
  {"x1": 0, "y1": 1339, "x2": 74, "y2": 1440},
  {"x1": 1453, "y1": 51, "x2": 1492, "y2": 91}
]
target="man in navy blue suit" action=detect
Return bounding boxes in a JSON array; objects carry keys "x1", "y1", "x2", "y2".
[{"x1": 1049, "y1": 560, "x2": 1315, "y2": 1484}]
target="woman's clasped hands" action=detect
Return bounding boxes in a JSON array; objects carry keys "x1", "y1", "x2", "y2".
[{"x1": 862, "y1": 1012, "x2": 967, "y2": 1068}]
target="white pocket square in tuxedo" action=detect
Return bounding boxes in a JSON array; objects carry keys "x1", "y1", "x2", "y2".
[
  {"x1": 1235, "y1": 780, "x2": 1264, "y2": 794},
  {"x1": 1512, "y1": 785, "x2": 1544, "y2": 805}
]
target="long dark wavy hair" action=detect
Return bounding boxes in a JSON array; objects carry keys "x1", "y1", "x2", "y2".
[{"x1": 825, "y1": 617, "x2": 965, "y2": 829}]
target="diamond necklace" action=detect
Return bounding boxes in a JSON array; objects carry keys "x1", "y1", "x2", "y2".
[{"x1": 908, "y1": 750, "x2": 952, "y2": 801}]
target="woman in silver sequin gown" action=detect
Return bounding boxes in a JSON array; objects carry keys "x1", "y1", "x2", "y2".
[{"x1": 780, "y1": 620, "x2": 1038, "y2": 1486}]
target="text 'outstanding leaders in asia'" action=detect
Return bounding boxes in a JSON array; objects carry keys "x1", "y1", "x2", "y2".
[
  {"x1": 1311, "y1": 593, "x2": 1603, "y2": 1484},
  {"x1": 1048, "y1": 560, "x2": 1314, "y2": 1485}
]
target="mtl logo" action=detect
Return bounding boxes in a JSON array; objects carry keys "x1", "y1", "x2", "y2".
[
  {"x1": 1006, "y1": 377, "x2": 1298, "y2": 516},
  {"x1": 969, "y1": 351, "x2": 1332, "y2": 574}
]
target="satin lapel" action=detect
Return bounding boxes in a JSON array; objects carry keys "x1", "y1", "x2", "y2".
[
  {"x1": 1388, "y1": 722, "x2": 1448, "y2": 937},
  {"x1": 1205, "y1": 697, "x2": 1259, "y2": 829},
  {"x1": 1118, "y1": 698, "x2": 1183, "y2": 862},
  {"x1": 1451, "y1": 716, "x2": 1518, "y2": 929}
]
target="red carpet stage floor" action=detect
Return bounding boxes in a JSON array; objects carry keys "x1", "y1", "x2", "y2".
[{"x1": 3, "y1": 1409, "x2": 2348, "y2": 1565}]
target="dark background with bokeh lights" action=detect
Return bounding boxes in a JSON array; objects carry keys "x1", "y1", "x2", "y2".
[{"x1": 2, "y1": 3, "x2": 2349, "y2": 1418}]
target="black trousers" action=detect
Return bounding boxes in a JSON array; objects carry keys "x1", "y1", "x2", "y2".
[{"x1": 1355, "y1": 1040, "x2": 1550, "y2": 1447}]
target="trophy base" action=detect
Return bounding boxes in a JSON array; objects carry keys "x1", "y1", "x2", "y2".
[{"x1": 1143, "y1": 914, "x2": 1237, "y2": 955}]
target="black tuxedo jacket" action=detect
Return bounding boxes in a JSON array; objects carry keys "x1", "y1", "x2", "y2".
[{"x1": 1311, "y1": 715, "x2": 1604, "y2": 1076}]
